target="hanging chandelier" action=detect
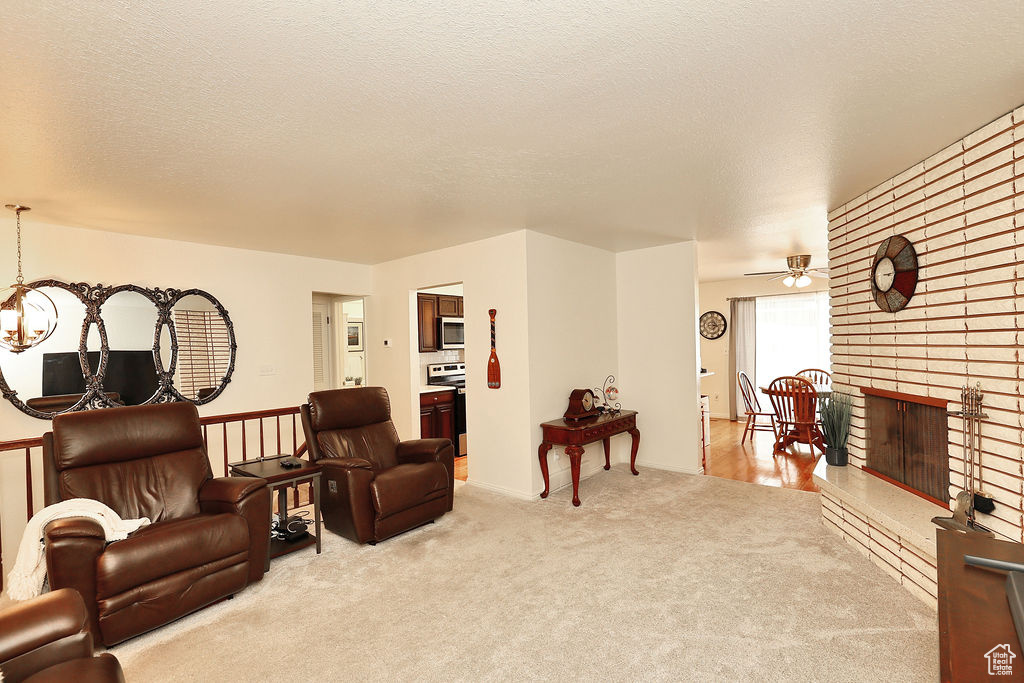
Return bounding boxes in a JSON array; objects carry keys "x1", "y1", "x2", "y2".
[{"x1": 0, "y1": 205, "x2": 57, "y2": 353}]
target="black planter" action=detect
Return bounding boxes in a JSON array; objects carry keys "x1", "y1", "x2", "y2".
[{"x1": 825, "y1": 446, "x2": 848, "y2": 467}]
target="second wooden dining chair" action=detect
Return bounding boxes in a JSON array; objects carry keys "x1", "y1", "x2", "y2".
[
  {"x1": 767, "y1": 375, "x2": 825, "y2": 456},
  {"x1": 737, "y1": 371, "x2": 777, "y2": 444},
  {"x1": 796, "y1": 368, "x2": 831, "y2": 388}
]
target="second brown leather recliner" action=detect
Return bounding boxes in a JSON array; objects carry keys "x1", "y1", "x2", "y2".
[{"x1": 300, "y1": 387, "x2": 454, "y2": 544}]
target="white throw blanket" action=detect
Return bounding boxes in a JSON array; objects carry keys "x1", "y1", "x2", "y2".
[{"x1": 6, "y1": 498, "x2": 150, "y2": 601}]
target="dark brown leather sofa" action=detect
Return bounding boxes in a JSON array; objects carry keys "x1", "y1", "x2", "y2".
[
  {"x1": 300, "y1": 387, "x2": 454, "y2": 544},
  {"x1": 42, "y1": 402, "x2": 271, "y2": 646},
  {"x1": 0, "y1": 588, "x2": 124, "y2": 683}
]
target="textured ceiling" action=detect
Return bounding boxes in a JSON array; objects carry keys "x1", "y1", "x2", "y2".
[{"x1": 1, "y1": 2, "x2": 1022, "y2": 278}]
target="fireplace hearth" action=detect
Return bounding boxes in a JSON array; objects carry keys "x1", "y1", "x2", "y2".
[{"x1": 863, "y1": 387, "x2": 949, "y2": 505}]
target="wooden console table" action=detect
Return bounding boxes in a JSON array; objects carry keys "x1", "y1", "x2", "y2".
[{"x1": 539, "y1": 409, "x2": 639, "y2": 507}]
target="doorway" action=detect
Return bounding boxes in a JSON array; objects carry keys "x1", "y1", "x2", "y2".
[
  {"x1": 311, "y1": 294, "x2": 367, "y2": 393},
  {"x1": 415, "y1": 283, "x2": 467, "y2": 481}
]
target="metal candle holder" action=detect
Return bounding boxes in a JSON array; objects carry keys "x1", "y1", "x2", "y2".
[{"x1": 593, "y1": 375, "x2": 621, "y2": 415}]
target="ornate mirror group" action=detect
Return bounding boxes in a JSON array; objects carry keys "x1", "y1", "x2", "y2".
[{"x1": 0, "y1": 280, "x2": 236, "y2": 420}]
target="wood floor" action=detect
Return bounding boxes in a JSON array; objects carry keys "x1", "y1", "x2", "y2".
[
  {"x1": 455, "y1": 455, "x2": 467, "y2": 481},
  {"x1": 704, "y1": 418, "x2": 820, "y2": 492}
]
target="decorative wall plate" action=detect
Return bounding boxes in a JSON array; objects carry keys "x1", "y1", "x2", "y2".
[
  {"x1": 699, "y1": 311, "x2": 727, "y2": 340},
  {"x1": 871, "y1": 235, "x2": 918, "y2": 312}
]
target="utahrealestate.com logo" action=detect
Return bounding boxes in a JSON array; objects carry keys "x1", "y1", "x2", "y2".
[{"x1": 985, "y1": 644, "x2": 1016, "y2": 676}]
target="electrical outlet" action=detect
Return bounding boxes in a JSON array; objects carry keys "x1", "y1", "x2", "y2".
[
  {"x1": 328, "y1": 480, "x2": 338, "y2": 494},
  {"x1": 258, "y1": 364, "x2": 276, "y2": 376}
]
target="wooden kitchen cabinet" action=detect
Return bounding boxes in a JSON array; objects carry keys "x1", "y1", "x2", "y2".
[
  {"x1": 417, "y1": 294, "x2": 438, "y2": 352},
  {"x1": 417, "y1": 293, "x2": 463, "y2": 352},
  {"x1": 437, "y1": 295, "x2": 460, "y2": 317},
  {"x1": 420, "y1": 390, "x2": 456, "y2": 440}
]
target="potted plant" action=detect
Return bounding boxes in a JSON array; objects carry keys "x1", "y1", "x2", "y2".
[{"x1": 819, "y1": 392, "x2": 852, "y2": 466}]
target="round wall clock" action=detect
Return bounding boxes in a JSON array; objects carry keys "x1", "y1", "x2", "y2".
[
  {"x1": 699, "y1": 311, "x2": 727, "y2": 340},
  {"x1": 871, "y1": 234, "x2": 918, "y2": 312}
]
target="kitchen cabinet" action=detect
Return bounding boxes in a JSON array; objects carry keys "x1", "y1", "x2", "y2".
[
  {"x1": 420, "y1": 390, "x2": 456, "y2": 441},
  {"x1": 417, "y1": 293, "x2": 463, "y2": 353},
  {"x1": 437, "y1": 295, "x2": 460, "y2": 317},
  {"x1": 417, "y1": 294, "x2": 438, "y2": 352}
]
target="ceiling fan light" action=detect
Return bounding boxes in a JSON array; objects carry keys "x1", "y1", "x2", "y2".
[
  {"x1": 795, "y1": 274, "x2": 812, "y2": 288},
  {"x1": 782, "y1": 275, "x2": 795, "y2": 287}
]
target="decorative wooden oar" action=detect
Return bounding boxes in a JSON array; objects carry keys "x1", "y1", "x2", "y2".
[{"x1": 487, "y1": 309, "x2": 501, "y2": 389}]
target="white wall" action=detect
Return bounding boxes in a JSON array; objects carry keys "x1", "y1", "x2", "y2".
[
  {"x1": 0, "y1": 221, "x2": 704, "y2": 578},
  {"x1": 617, "y1": 242, "x2": 702, "y2": 474},
  {"x1": 369, "y1": 231, "x2": 535, "y2": 498},
  {"x1": 697, "y1": 276, "x2": 829, "y2": 418},
  {"x1": 524, "y1": 231, "x2": 621, "y2": 494}
]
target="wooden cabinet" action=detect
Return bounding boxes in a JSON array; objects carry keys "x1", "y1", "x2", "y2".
[
  {"x1": 416, "y1": 293, "x2": 463, "y2": 352},
  {"x1": 417, "y1": 294, "x2": 438, "y2": 352},
  {"x1": 437, "y1": 295, "x2": 460, "y2": 317},
  {"x1": 420, "y1": 390, "x2": 456, "y2": 440}
]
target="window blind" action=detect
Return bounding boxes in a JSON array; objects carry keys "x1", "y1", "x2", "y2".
[{"x1": 174, "y1": 309, "x2": 231, "y2": 398}]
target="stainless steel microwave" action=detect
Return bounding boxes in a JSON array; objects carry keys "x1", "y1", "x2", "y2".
[{"x1": 438, "y1": 317, "x2": 465, "y2": 349}]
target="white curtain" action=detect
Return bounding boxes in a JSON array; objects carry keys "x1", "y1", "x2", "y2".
[
  {"x1": 754, "y1": 291, "x2": 831, "y2": 392},
  {"x1": 728, "y1": 298, "x2": 756, "y2": 420}
]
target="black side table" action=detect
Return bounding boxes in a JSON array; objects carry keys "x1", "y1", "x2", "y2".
[{"x1": 229, "y1": 455, "x2": 322, "y2": 565}]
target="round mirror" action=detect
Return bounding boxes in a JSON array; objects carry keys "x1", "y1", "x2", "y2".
[
  {"x1": 170, "y1": 292, "x2": 234, "y2": 402},
  {"x1": 0, "y1": 285, "x2": 88, "y2": 417},
  {"x1": 99, "y1": 289, "x2": 161, "y2": 406}
]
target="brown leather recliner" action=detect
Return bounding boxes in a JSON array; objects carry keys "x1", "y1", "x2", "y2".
[
  {"x1": 0, "y1": 588, "x2": 124, "y2": 683},
  {"x1": 42, "y1": 402, "x2": 271, "y2": 646},
  {"x1": 300, "y1": 387, "x2": 454, "y2": 544}
]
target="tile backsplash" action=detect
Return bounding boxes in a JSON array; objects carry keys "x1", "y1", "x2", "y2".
[{"x1": 419, "y1": 349, "x2": 465, "y2": 383}]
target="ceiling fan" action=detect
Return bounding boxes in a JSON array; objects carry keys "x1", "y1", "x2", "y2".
[{"x1": 744, "y1": 254, "x2": 829, "y2": 288}]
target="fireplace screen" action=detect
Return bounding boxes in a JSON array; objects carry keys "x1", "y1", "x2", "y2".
[{"x1": 865, "y1": 393, "x2": 949, "y2": 504}]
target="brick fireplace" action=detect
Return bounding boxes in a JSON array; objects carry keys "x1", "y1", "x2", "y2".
[{"x1": 815, "y1": 102, "x2": 1024, "y2": 606}]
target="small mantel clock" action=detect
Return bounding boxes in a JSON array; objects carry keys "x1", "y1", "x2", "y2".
[{"x1": 563, "y1": 389, "x2": 600, "y2": 422}]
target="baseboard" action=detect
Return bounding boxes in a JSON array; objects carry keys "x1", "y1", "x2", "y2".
[
  {"x1": 464, "y1": 478, "x2": 535, "y2": 501},
  {"x1": 637, "y1": 460, "x2": 704, "y2": 475},
  {"x1": 711, "y1": 412, "x2": 731, "y2": 420}
]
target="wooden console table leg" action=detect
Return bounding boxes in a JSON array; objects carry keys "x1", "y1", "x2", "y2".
[
  {"x1": 565, "y1": 445, "x2": 584, "y2": 507},
  {"x1": 538, "y1": 441, "x2": 553, "y2": 498},
  {"x1": 602, "y1": 437, "x2": 611, "y2": 470},
  {"x1": 628, "y1": 427, "x2": 640, "y2": 476}
]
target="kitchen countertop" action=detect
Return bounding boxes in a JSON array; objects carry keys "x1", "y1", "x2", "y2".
[{"x1": 420, "y1": 385, "x2": 455, "y2": 394}]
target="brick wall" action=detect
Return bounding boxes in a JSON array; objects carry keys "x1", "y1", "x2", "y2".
[{"x1": 827, "y1": 104, "x2": 1024, "y2": 541}]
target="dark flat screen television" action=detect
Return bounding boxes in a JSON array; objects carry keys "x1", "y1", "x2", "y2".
[{"x1": 42, "y1": 350, "x2": 158, "y2": 406}]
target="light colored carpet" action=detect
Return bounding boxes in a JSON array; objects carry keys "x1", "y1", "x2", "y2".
[{"x1": 113, "y1": 467, "x2": 938, "y2": 681}]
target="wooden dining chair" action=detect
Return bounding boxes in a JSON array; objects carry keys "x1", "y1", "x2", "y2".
[
  {"x1": 767, "y1": 376, "x2": 825, "y2": 456},
  {"x1": 737, "y1": 371, "x2": 777, "y2": 444},
  {"x1": 796, "y1": 368, "x2": 832, "y2": 388}
]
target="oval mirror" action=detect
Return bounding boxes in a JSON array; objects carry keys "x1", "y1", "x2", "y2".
[
  {"x1": 157, "y1": 320, "x2": 173, "y2": 375},
  {"x1": 84, "y1": 320, "x2": 103, "y2": 398},
  {"x1": 0, "y1": 285, "x2": 89, "y2": 417},
  {"x1": 170, "y1": 292, "x2": 234, "y2": 402},
  {"x1": 99, "y1": 289, "x2": 161, "y2": 406}
]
